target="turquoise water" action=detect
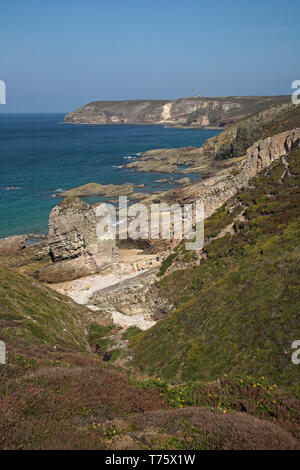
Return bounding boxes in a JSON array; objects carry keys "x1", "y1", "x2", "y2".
[{"x1": 0, "y1": 114, "x2": 220, "y2": 238}]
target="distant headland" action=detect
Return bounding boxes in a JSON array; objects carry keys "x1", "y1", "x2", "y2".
[{"x1": 64, "y1": 95, "x2": 290, "y2": 128}]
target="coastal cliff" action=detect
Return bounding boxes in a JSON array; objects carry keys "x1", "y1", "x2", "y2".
[
  {"x1": 163, "y1": 128, "x2": 300, "y2": 218},
  {"x1": 124, "y1": 101, "x2": 297, "y2": 173},
  {"x1": 35, "y1": 196, "x2": 119, "y2": 283},
  {"x1": 64, "y1": 95, "x2": 290, "y2": 128},
  {"x1": 1, "y1": 103, "x2": 300, "y2": 451}
]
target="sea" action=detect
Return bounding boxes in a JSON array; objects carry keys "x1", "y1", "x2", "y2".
[{"x1": 0, "y1": 114, "x2": 220, "y2": 238}]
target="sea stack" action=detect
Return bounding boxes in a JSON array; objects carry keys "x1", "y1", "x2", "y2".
[{"x1": 35, "y1": 196, "x2": 118, "y2": 283}]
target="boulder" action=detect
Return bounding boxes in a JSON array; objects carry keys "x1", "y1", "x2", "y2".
[{"x1": 0, "y1": 235, "x2": 27, "y2": 256}]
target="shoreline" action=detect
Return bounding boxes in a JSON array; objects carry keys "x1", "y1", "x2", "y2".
[
  {"x1": 1, "y1": 124, "x2": 216, "y2": 238},
  {"x1": 62, "y1": 120, "x2": 223, "y2": 130},
  {"x1": 3, "y1": 127, "x2": 300, "y2": 332}
]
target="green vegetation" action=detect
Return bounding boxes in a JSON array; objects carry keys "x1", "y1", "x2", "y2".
[
  {"x1": 0, "y1": 264, "x2": 90, "y2": 352},
  {"x1": 65, "y1": 95, "x2": 291, "y2": 128},
  {"x1": 88, "y1": 322, "x2": 113, "y2": 349},
  {"x1": 139, "y1": 375, "x2": 298, "y2": 424},
  {"x1": 157, "y1": 248, "x2": 198, "y2": 278},
  {"x1": 204, "y1": 202, "x2": 242, "y2": 240},
  {"x1": 131, "y1": 149, "x2": 300, "y2": 387},
  {"x1": 216, "y1": 103, "x2": 300, "y2": 160},
  {"x1": 1, "y1": 113, "x2": 300, "y2": 449},
  {"x1": 2, "y1": 245, "x2": 298, "y2": 449},
  {"x1": 110, "y1": 348, "x2": 123, "y2": 362},
  {"x1": 122, "y1": 325, "x2": 142, "y2": 340},
  {"x1": 0, "y1": 348, "x2": 167, "y2": 450},
  {"x1": 262, "y1": 104, "x2": 300, "y2": 138},
  {"x1": 157, "y1": 253, "x2": 176, "y2": 277},
  {"x1": 0, "y1": 267, "x2": 167, "y2": 449}
]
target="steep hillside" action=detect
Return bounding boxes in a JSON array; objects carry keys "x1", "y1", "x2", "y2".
[
  {"x1": 0, "y1": 264, "x2": 91, "y2": 352},
  {"x1": 1, "y1": 100, "x2": 300, "y2": 450},
  {"x1": 64, "y1": 95, "x2": 290, "y2": 127},
  {"x1": 130, "y1": 149, "x2": 300, "y2": 388},
  {"x1": 204, "y1": 102, "x2": 300, "y2": 160},
  {"x1": 123, "y1": 103, "x2": 300, "y2": 174},
  {"x1": 1, "y1": 259, "x2": 299, "y2": 449}
]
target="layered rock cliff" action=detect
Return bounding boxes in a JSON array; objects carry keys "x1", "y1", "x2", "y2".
[
  {"x1": 123, "y1": 103, "x2": 299, "y2": 173},
  {"x1": 64, "y1": 96, "x2": 290, "y2": 128},
  {"x1": 32, "y1": 106, "x2": 300, "y2": 284},
  {"x1": 164, "y1": 128, "x2": 300, "y2": 219},
  {"x1": 35, "y1": 196, "x2": 118, "y2": 283},
  {"x1": 130, "y1": 146, "x2": 300, "y2": 385},
  {"x1": 35, "y1": 128, "x2": 300, "y2": 284}
]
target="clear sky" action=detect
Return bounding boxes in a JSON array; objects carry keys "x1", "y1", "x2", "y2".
[{"x1": 1, "y1": 0, "x2": 300, "y2": 112}]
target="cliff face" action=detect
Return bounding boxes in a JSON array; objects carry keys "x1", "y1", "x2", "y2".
[
  {"x1": 164, "y1": 128, "x2": 300, "y2": 219},
  {"x1": 64, "y1": 96, "x2": 290, "y2": 128},
  {"x1": 131, "y1": 146, "x2": 300, "y2": 385},
  {"x1": 123, "y1": 103, "x2": 300, "y2": 174},
  {"x1": 35, "y1": 196, "x2": 118, "y2": 283}
]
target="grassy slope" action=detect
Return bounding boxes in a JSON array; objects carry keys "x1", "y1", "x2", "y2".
[
  {"x1": 1, "y1": 115, "x2": 300, "y2": 448},
  {"x1": 262, "y1": 104, "x2": 300, "y2": 138},
  {"x1": 214, "y1": 103, "x2": 300, "y2": 159},
  {"x1": 0, "y1": 266, "x2": 168, "y2": 449},
  {"x1": 1, "y1": 253, "x2": 299, "y2": 449},
  {"x1": 131, "y1": 149, "x2": 300, "y2": 388},
  {"x1": 0, "y1": 265, "x2": 91, "y2": 352}
]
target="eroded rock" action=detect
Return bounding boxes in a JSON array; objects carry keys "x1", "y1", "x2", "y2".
[
  {"x1": 58, "y1": 182, "x2": 134, "y2": 198},
  {"x1": 64, "y1": 96, "x2": 290, "y2": 128},
  {"x1": 0, "y1": 235, "x2": 27, "y2": 256},
  {"x1": 129, "y1": 192, "x2": 151, "y2": 201},
  {"x1": 35, "y1": 196, "x2": 118, "y2": 282},
  {"x1": 174, "y1": 177, "x2": 190, "y2": 185},
  {"x1": 90, "y1": 269, "x2": 171, "y2": 320},
  {"x1": 164, "y1": 128, "x2": 300, "y2": 220}
]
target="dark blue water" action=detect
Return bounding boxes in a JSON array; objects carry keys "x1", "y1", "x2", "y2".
[{"x1": 0, "y1": 114, "x2": 220, "y2": 238}]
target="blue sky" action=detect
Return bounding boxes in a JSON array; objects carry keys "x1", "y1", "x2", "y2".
[{"x1": 1, "y1": 0, "x2": 299, "y2": 112}]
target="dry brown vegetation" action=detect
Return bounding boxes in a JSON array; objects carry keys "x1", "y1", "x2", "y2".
[
  {"x1": 1, "y1": 115, "x2": 300, "y2": 449},
  {"x1": 1, "y1": 346, "x2": 299, "y2": 450}
]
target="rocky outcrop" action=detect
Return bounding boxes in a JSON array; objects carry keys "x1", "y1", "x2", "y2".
[
  {"x1": 129, "y1": 192, "x2": 151, "y2": 201},
  {"x1": 64, "y1": 96, "x2": 290, "y2": 128},
  {"x1": 0, "y1": 235, "x2": 27, "y2": 256},
  {"x1": 164, "y1": 128, "x2": 300, "y2": 220},
  {"x1": 35, "y1": 196, "x2": 118, "y2": 282},
  {"x1": 35, "y1": 129, "x2": 300, "y2": 333},
  {"x1": 58, "y1": 182, "x2": 134, "y2": 198},
  {"x1": 124, "y1": 147, "x2": 214, "y2": 174},
  {"x1": 90, "y1": 269, "x2": 171, "y2": 320},
  {"x1": 121, "y1": 128, "x2": 300, "y2": 256},
  {"x1": 245, "y1": 129, "x2": 300, "y2": 172},
  {"x1": 174, "y1": 177, "x2": 190, "y2": 185},
  {"x1": 123, "y1": 102, "x2": 299, "y2": 174},
  {"x1": 200, "y1": 102, "x2": 295, "y2": 161}
]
